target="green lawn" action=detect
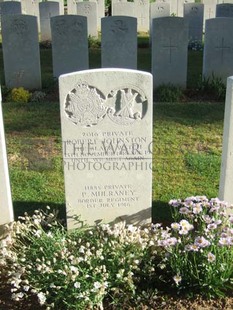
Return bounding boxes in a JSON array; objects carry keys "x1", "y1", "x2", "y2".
[
  {"x1": 0, "y1": 41, "x2": 225, "y2": 222},
  {"x1": 2, "y1": 100, "x2": 224, "y2": 222}
]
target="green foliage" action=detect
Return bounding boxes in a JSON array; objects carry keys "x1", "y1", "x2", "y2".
[
  {"x1": 0, "y1": 198, "x2": 232, "y2": 308},
  {"x1": 88, "y1": 35, "x2": 101, "y2": 48},
  {"x1": 168, "y1": 197, "x2": 233, "y2": 298},
  {"x1": 155, "y1": 84, "x2": 184, "y2": 102},
  {"x1": 7, "y1": 87, "x2": 31, "y2": 103},
  {"x1": 30, "y1": 91, "x2": 46, "y2": 103},
  {"x1": 197, "y1": 74, "x2": 226, "y2": 101}
]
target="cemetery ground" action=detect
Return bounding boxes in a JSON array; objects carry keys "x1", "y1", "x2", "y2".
[{"x1": 0, "y1": 41, "x2": 233, "y2": 309}]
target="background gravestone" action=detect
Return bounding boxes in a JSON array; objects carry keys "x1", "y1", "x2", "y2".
[
  {"x1": 112, "y1": 2, "x2": 137, "y2": 22},
  {"x1": 177, "y1": 0, "x2": 193, "y2": 17},
  {"x1": 203, "y1": 18, "x2": 233, "y2": 84},
  {"x1": 216, "y1": 3, "x2": 233, "y2": 17},
  {"x1": 76, "y1": 2, "x2": 98, "y2": 38},
  {"x1": 67, "y1": 0, "x2": 78, "y2": 14},
  {"x1": 0, "y1": 87, "x2": 14, "y2": 229},
  {"x1": 152, "y1": 16, "x2": 188, "y2": 89},
  {"x1": 1, "y1": 14, "x2": 41, "y2": 89},
  {"x1": 51, "y1": 15, "x2": 89, "y2": 78},
  {"x1": 150, "y1": 2, "x2": 170, "y2": 40},
  {"x1": 203, "y1": 0, "x2": 217, "y2": 31},
  {"x1": 101, "y1": 16, "x2": 137, "y2": 69},
  {"x1": 39, "y1": 1, "x2": 60, "y2": 41},
  {"x1": 0, "y1": 1, "x2": 21, "y2": 15},
  {"x1": 134, "y1": 0, "x2": 149, "y2": 32},
  {"x1": 59, "y1": 68, "x2": 153, "y2": 229},
  {"x1": 219, "y1": 76, "x2": 233, "y2": 210},
  {"x1": 21, "y1": 0, "x2": 40, "y2": 30},
  {"x1": 150, "y1": 2, "x2": 170, "y2": 20},
  {"x1": 184, "y1": 3, "x2": 204, "y2": 44},
  {"x1": 96, "y1": 0, "x2": 105, "y2": 30}
]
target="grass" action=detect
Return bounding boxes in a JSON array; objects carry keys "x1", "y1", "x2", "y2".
[
  {"x1": 2, "y1": 101, "x2": 224, "y2": 223},
  {"x1": 0, "y1": 35, "x2": 225, "y2": 223}
]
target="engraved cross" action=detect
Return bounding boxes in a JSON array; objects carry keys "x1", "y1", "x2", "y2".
[
  {"x1": 215, "y1": 37, "x2": 230, "y2": 64},
  {"x1": 139, "y1": 14, "x2": 145, "y2": 25},
  {"x1": 163, "y1": 37, "x2": 178, "y2": 64}
]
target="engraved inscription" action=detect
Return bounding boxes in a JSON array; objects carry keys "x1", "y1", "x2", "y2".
[
  {"x1": 215, "y1": 37, "x2": 231, "y2": 64},
  {"x1": 191, "y1": 6, "x2": 198, "y2": 14},
  {"x1": 64, "y1": 84, "x2": 148, "y2": 127},
  {"x1": 157, "y1": 6, "x2": 165, "y2": 12},
  {"x1": 110, "y1": 20, "x2": 128, "y2": 34},
  {"x1": 83, "y1": 4, "x2": 91, "y2": 14},
  {"x1": 163, "y1": 37, "x2": 178, "y2": 64},
  {"x1": 55, "y1": 19, "x2": 68, "y2": 36},
  {"x1": 64, "y1": 83, "x2": 107, "y2": 127},
  {"x1": 107, "y1": 88, "x2": 145, "y2": 126},
  {"x1": 11, "y1": 19, "x2": 28, "y2": 36}
]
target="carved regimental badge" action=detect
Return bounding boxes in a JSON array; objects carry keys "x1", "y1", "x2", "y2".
[
  {"x1": 64, "y1": 83, "x2": 107, "y2": 127},
  {"x1": 64, "y1": 83, "x2": 148, "y2": 127}
]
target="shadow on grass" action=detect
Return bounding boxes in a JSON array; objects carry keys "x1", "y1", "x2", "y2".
[
  {"x1": 13, "y1": 201, "x2": 172, "y2": 228},
  {"x1": 152, "y1": 200, "x2": 173, "y2": 226},
  {"x1": 13, "y1": 201, "x2": 66, "y2": 224}
]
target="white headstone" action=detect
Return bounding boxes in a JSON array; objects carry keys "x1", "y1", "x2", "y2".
[
  {"x1": 0, "y1": 87, "x2": 14, "y2": 228},
  {"x1": 67, "y1": 0, "x2": 78, "y2": 14},
  {"x1": 150, "y1": 2, "x2": 170, "y2": 39},
  {"x1": 101, "y1": 16, "x2": 137, "y2": 69},
  {"x1": 59, "y1": 68, "x2": 153, "y2": 228},
  {"x1": 184, "y1": 3, "x2": 204, "y2": 44},
  {"x1": 177, "y1": 0, "x2": 193, "y2": 17},
  {"x1": 219, "y1": 76, "x2": 233, "y2": 210},
  {"x1": 76, "y1": 2, "x2": 98, "y2": 38},
  {"x1": 51, "y1": 15, "x2": 89, "y2": 77},
  {"x1": 1, "y1": 14, "x2": 42, "y2": 89},
  {"x1": 134, "y1": 0, "x2": 150, "y2": 32},
  {"x1": 203, "y1": 0, "x2": 217, "y2": 31},
  {"x1": 96, "y1": 0, "x2": 105, "y2": 30},
  {"x1": 21, "y1": 0, "x2": 40, "y2": 30},
  {"x1": 203, "y1": 18, "x2": 233, "y2": 84},
  {"x1": 216, "y1": 3, "x2": 233, "y2": 17},
  {"x1": 150, "y1": 2, "x2": 170, "y2": 20},
  {"x1": 39, "y1": 1, "x2": 60, "y2": 41},
  {"x1": 112, "y1": 3, "x2": 137, "y2": 24},
  {"x1": 152, "y1": 16, "x2": 188, "y2": 89}
]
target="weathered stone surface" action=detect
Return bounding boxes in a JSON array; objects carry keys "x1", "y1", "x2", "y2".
[
  {"x1": 152, "y1": 16, "x2": 189, "y2": 89},
  {"x1": 101, "y1": 16, "x2": 137, "y2": 69},
  {"x1": 203, "y1": 17, "x2": 233, "y2": 83},
  {"x1": 51, "y1": 15, "x2": 89, "y2": 77},
  {"x1": 219, "y1": 76, "x2": 233, "y2": 211},
  {"x1": 59, "y1": 69, "x2": 153, "y2": 229},
  {"x1": 39, "y1": 1, "x2": 59, "y2": 41},
  {"x1": 1, "y1": 14, "x2": 41, "y2": 89},
  {"x1": 0, "y1": 87, "x2": 14, "y2": 228},
  {"x1": 76, "y1": 2, "x2": 98, "y2": 37}
]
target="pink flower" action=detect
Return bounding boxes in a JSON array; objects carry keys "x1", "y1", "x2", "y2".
[
  {"x1": 194, "y1": 236, "x2": 210, "y2": 248},
  {"x1": 207, "y1": 252, "x2": 216, "y2": 263}
]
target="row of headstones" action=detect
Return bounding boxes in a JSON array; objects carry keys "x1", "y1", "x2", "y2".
[
  {"x1": 1, "y1": 14, "x2": 233, "y2": 90},
  {"x1": 1, "y1": 68, "x2": 233, "y2": 230},
  {"x1": 2, "y1": 0, "x2": 233, "y2": 34}
]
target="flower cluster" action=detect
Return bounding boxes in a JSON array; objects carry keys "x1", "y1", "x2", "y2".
[
  {"x1": 167, "y1": 196, "x2": 233, "y2": 295},
  {"x1": 0, "y1": 196, "x2": 232, "y2": 308}
]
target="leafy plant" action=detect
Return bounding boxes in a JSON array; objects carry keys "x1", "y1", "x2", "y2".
[
  {"x1": 31, "y1": 90, "x2": 46, "y2": 103},
  {"x1": 155, "y1": 84, "x2": 184, "y2": 102},
  {"x1": 167, "y1": 196, "x2": 233, "y2": 297},
  {"x1": 0, "y1": 197, "x2": 232, "y2": 308},
  {"x1": 197, "y1": 74, "x2": 226, "y2": 101},
  {"x1": 7, "y1": 87, "x2": 31, "y2": 103},
  {"x1": 88, "y1": 36, "x2": 101, "y2": 48}
]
